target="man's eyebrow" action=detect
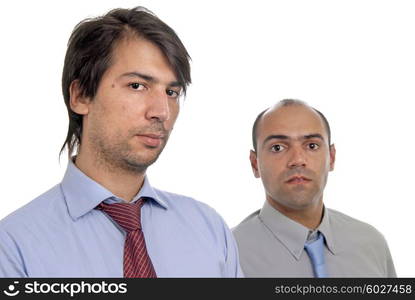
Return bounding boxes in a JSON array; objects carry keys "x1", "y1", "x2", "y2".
[
  {"x1": 120, "y1": 71, "x2": 181, "y2": 87},
  {"x1": 303, "y1": 133, "x2": 325, "y2": 141},
  {"x1": 169, "y1": 81, "x2": 182, "y2": 88},
  {"x1": 262, "y1": 135, "x2": 289, "y2": 147},
  {"x1": 120, "y1": 72, "x2": 155, "y2": 82}
]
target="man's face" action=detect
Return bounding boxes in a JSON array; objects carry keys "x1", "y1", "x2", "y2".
[
  {"x1": 250, "y1": 105, "x2": 335, "y2": 212},
  {"x1": 79, "y1": 37, "x2": 182, "y2": 173}
]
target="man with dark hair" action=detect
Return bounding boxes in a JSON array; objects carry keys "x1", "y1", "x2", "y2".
[
  {"x1": 233, "y1": 99, "x2": 395, "y2": 277},
  {"x1": 0, "y1": 7, "x2": 242, "y2": 277}
]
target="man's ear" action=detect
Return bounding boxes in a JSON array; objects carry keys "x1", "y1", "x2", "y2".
[
  {"x1": 69, "y1": 80, "x2": 90, "y2": 115},
  {"x1": 329, "y1": 144, "x2": 336, "y2": 171},
  {"x1": 249, "y1": 150, "x2": 260, "y2": 178}
]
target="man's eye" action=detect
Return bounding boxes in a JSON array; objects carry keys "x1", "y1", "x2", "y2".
[
  {"x1": 308, "y1": 143, "x2": 319, "y2": 150},
  {"x1": 271, "y1": 144, "x2": 285, "y2": 152},
  {"x1": 128, "y1": 82, "x2": 145, "y2": 90},
  {"x1": 166, "y1": 89, "x2": 180, "y2": 98}
]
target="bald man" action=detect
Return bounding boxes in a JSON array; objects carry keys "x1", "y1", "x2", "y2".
[{"x1": 233, "y1": 99, "x2": 396, "y2": 277}]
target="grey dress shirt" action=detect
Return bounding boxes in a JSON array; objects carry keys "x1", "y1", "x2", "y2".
[{"x1": 233, "y1": 201, "x2": 396, "y2": 277}]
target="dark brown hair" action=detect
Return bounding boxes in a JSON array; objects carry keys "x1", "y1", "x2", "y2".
[{"x1": 60, "y1": 7, "x2": 191, "y2": 157}]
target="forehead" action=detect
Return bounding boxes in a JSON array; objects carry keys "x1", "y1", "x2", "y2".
[
  {"x1": 258, "y1": 105, "x2": 327, "y2": 141},
  {"x1": 106, "y1": 36, "x2": 177, "y2": 82}
]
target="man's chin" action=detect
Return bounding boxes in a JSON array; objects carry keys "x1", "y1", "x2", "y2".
[
  {"x1": 290, "y1": 194, "x2": 322, "y2": 210},
  {"x1": 121, "y1": 155, "x2": 159, "y2": 173},
  {"x1": 276, "y1": 191, "x2": 319, "y2": 209}
]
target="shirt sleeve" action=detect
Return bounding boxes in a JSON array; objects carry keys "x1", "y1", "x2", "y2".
[
  {"x1": 219, "y1": 219, "x2": 244, "y2": 278},
  {"x1": 0, "y1": 229, "x2": 27, "y2": 277},
  {"x1": 224, "y1": 227, "x2": 245, "y2": 278},
  {"x1": 384, "y1": 241, "x2": 397, "y2": 277}
]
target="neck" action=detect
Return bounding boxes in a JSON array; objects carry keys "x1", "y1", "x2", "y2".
[
  {"x1": 267, "y1": 196, "x2": 324, "y2": 230},
  {"x1": 74, "y1": 148, "x2": 145, "y2": 202}
]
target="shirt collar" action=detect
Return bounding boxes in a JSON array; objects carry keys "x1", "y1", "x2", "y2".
[
  {"x1": 316, "y1": 206, "x2": 337, "y2": 255},
  {"x1": 258, "y1": 201, "x2": 337, "y2": 260},
  {"x1": 61, "y1": 160, "x2": 168, "y2": 221}
]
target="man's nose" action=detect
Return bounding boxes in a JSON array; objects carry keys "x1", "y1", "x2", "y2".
[
  {"x1": 287, "y1": 147, "x2": 307, "y2": 168},
  {"x1": 145, "y1": 88, "x2": 170, "y2": 122}
]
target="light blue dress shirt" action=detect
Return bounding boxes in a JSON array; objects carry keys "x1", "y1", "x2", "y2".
[{"x1": 0, "y1": 161, "x2": 243, "y2": 277}]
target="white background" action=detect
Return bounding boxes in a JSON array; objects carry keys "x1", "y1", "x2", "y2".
[{"x1": 0, "y1": 0, "x2": 414, "y2": 276}]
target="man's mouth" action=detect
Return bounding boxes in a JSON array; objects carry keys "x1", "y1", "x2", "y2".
[
  {"x1": 135, "y1": 133, "x2": 165, "y2": 147},
  {"x1": 286, "y1": 175, "x2": 312, "y2": 184}
]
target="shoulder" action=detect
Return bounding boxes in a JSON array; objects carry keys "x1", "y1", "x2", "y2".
[
  {"x1": 232, "y1": 209, "x2": 261, "y2": 238},
  {"x1": 0, "y1": 184, "x2": 64, "y2": 232},
  {"x1": 153, "y1": 188, "x2": 228, "y2": 229},
  {"x1": 327, "y1": 208, "x2": 395, "y2": 276},
  {"x1": 153, "y1": 188, "x2": 215, "y2": 212},
  {"x1": 328, "y1": 208, "x2": 381, "y2": 233},
  {"x1": 152, "y1": 188, "x2": 240, "y2": 255},
  {"x1": 327, "y1": 208, "x2": 388, "y2": 246}
]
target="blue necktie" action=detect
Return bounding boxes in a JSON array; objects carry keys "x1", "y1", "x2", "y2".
[{"x1": 304, "y1": 233, "x2": 327, "y2": 278}]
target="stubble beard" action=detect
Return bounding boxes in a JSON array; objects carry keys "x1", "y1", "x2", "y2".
[
  {"x1": 90, "y1": 127, "x2": 169, "y2": 176},
  {"x1": 272, "y1": 171, "x2": 328, "y2": 211},
  {"x1": 276, "y1": 183, "x2": 323, "y2": 210}
]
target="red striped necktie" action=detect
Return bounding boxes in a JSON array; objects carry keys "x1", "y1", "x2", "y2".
[{"x1": 97, "y1": 198, "x2": 157, "y2": 278}]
